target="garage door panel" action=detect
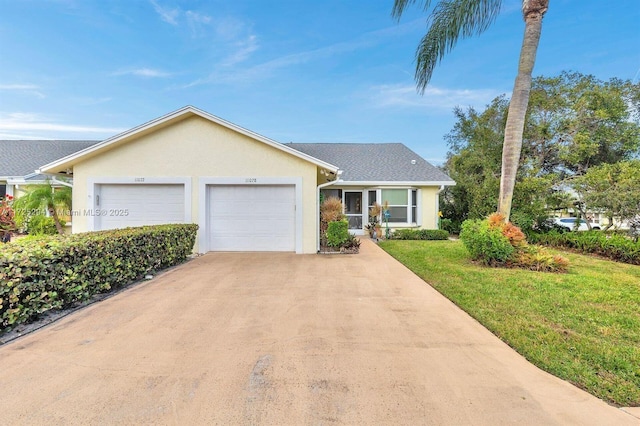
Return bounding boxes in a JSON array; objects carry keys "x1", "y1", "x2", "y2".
[
  {"x1": 208, "y1": 185, "x2": 295, "y2": 252},
  {"x1": 97, "y1": 184, "x2": 185, "y2": 230}
]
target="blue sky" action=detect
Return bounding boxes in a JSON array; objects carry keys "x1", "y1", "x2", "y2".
[{"x1": 1, "y1": 0, "x2": 639, "y2": 165}]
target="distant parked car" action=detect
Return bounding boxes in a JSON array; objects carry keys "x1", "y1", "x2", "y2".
[{"x1": 553, "y1": 217, "x2": 600, "y2": 231}]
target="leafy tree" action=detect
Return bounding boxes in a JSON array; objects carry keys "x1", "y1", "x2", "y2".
[
  {"x1": 570, "y1": 160, "x2": 640, "y2": 229},
  {"x1": 442, "y1": 97, "x2": 506, "y2": 225},
  {"x1": 525, "y1": 72, "x2": 640, "y2": 176},
  {"x1": 13, "y1": 182, "x2": 72, "y2": 235},
  {"x1": 443, "y1": 95, "x2": 555, "y2": 232},
  {"x1": 442, "y1": 72, "x2": 640, "y2": 232},
  {"x1": 393, "y1": 0, "x2": 549, "y2": 222}
]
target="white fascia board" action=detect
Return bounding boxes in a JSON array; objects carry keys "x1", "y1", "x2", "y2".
[
  {"x1": 335, "y1": 181, "x2": 456, "y2": 187},
  {"x1": 38, "y1": 105, "x2": 339, "y2": 174},
  {"x1": 6, "y1": 177, "x2": 28, "y2": 184}
]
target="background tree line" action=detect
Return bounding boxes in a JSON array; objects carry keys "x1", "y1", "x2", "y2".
[{"x1": 441, "y1": 71, "x2": 640, "y2": 233}]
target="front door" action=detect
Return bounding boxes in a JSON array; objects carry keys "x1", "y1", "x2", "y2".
[{"x1": 344, "y1": 191, "x2": 363, "y2": 230}]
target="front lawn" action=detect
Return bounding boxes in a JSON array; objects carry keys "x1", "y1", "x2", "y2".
[{"x1": 379, "y1": 240, "x2": 640, "y2": 407}]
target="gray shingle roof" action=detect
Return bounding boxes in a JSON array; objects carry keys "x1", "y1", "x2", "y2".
[
  {"x1": 0, "y1": 140, "x2": 99, "y2": 178},
  {"x1": 285, "y1": 143, "x2": 453, "y2": 183}
]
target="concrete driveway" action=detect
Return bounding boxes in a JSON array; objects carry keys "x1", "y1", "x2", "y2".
[{"x1": 0, "y1": 240, "x2": 637, "y2": 425}]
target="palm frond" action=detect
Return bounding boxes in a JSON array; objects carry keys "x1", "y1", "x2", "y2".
[
  {"x1": 415, "y1": 0, "x2": 502, "y2": 92},
  {"x1": 14, "y1": 185, "x2": 53, "y2": 212},
  {"x1": 392, "y1": 0, "x2": 433, "y2": 20},
  {"x1": 52, "y1": 186, "x2": 72, "y2": 209}
]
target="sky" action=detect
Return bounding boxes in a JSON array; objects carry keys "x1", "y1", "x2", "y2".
[{"x1": 1, "y1": 0, "x2": 639, "y2": 165}]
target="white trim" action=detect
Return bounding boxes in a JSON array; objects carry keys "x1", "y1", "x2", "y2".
[
  {"x1": 335, "y1": 180, "x2": 456, "y2": 187},
  {"x1": 416, "y1": 188, "x2": 423, "y2": 226},
  {"x1": 198, "y1": 177, "x2": 303, "y2": 254},
  {"x1": 86, "y1": 177, "x2": 192, "y2": 231},
  {"x1": 39, "y1": 106, "x2": 339, "y2": 174}
]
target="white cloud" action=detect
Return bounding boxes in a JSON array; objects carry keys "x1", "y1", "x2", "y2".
[
  {"x1": 180, "y1": 19, "x2": 423, "y2": 88},
  {"x1": 149, "y1": 0, "x2": 179, "y2": 25},
  {"x1": 185, "y1": 10, "x2": 212, "y2": 37},
  {"x1": 149, "y1": 1, "x2": 214, "y2": 38},
  {"x1": 0, "y1": 112, "x2": 125, "y2": 136},
  {"x1": 368, "y1": 84, "x2": 503, "y2": 111},
  {"x1": 112, "y1": 68, "x2": 172, "y2": 78},
  {"x1": 0, "y1": 84, "x2": 39, "y2": 90},
  {"x1": 221, "y1": 35, "x2": 259, "y2": 67},
  {"x1": 0, "y1": 84, "x2": 46, "y2": 99}
]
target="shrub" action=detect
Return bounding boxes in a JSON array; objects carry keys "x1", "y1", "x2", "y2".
[
  {"x1": 0, "y1": 196, "x2": 16, "y2": 242},
  {"x1": 326, "y1": 220, "x2": 349, "y2": 247},
  {"x1": 460, "y1": 219, "x2": 514, "y2": 265},
  {"x1": 341, "y1": 234, "x2": 361, "y2": 253},
  {"x1": 0, "y1": 224, "x2": 198, "y2": 331},
  {"x1": 529, "y1": 230, "x2": 640, "y2": 265},
  {"x1": 25, "y1": 215, "x2": 59, "y2": 235},
  {"x1": 439, "y1": 218, "x2": 461, "y2": 234},
  {"x1": 391, "y1": 229, "x2": 449, "y2": 240},
  {"x1": 460, "y1": 213, "x2": 568, "y2": 272},
  {"x1": 515, "y1": 245, "x2": 571, "y2": 273}
]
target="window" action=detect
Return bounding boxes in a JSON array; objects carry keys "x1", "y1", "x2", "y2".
[
  {"x1": 380, "y1": 189, "x2": 417, "y2": 224},
  {"x1": 321, "y1": 189, "x2": 342, "y2": 202},
  {"x1": 368, "y1": 190, "x2": 377, "y2": 207},
  {"x1": 411, "y1": 190, "x2": 417, "y2": 223}
]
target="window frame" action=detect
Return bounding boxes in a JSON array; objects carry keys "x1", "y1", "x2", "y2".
[{"x1": 375, "y1": 188, "x2": 418, "y2": 225}]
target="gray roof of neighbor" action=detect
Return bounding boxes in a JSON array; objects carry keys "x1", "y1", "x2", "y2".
[
  {"x1": 0, "y1": 140, "x2": 99, "y2": 178},
  {"x1": 285, "y1": 143, "x2": 453, "y2": 183}
]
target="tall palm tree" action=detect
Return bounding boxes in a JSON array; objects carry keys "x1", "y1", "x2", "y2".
[
  {"x1": 393, "y1": 0, "x2": 549, "y2": 222},
  {"x1": 13, "y1": 181, "x2": 72, "y2": 235}
]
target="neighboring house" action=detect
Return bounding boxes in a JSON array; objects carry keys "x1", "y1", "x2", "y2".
[
  {"x1": 0, "y1": 140, "x2": 99, "y2": 199},
  {"x1": 37, "y1": 106, "x2": 455, "y2": 254}
]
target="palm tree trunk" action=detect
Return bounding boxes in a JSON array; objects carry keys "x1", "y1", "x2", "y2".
[
  {"x1": 498, "y1": 0, "x2": 548, "y2": 222},
  {"x1": 48, "y1": 205, "x2": 65, "y2": 235}
]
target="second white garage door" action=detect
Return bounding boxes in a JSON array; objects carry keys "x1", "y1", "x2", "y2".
[
  {"x1": 208, "y1": 185, "x2": 295, "y2": 251},
  {"x1": 96, "y1": 184, "x2": 185, "y2": 230}
]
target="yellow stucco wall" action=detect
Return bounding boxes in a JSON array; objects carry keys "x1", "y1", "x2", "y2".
[
  {"x1": 72, "y1": 115, "x2": 320, "y2": 253},
  {"x1": 419, "y1": 186, "x2": 440, "y2": 229}
]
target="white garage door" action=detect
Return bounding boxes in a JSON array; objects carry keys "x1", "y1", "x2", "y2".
[
  {"x1": 96, "y1": 184, "x2": 185, "y2": 230},
  {"x1": 208, "y1": 185, "x2": 295, "y2": 251}
]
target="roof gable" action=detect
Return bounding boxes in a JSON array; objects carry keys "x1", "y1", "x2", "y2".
[
  {"x1": 39, "y1": 106, "x2": 339, "y2": 174},
  {"x1": 286, "y1": 143, "x2": 453, "y2": 184}
]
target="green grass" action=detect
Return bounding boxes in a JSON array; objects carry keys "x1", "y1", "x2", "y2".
[{"x1": 379, "y1": 240, "x2": 640, "y2": 407}]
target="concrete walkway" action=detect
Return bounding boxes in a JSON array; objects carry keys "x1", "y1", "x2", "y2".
[{"x1": 0, "y1": 239, "x2": 637, "y2": 425}]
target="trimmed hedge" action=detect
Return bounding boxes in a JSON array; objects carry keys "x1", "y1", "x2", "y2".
[
  {"x1": 529, "y1": 231, "x2": 640, "y2": 265},
  {"x1": 391, "y1": 228, "x2": 450, "y2": 241},
  {"x1": 0, "y1": 224, "x2": 198, "y2": 331}
]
